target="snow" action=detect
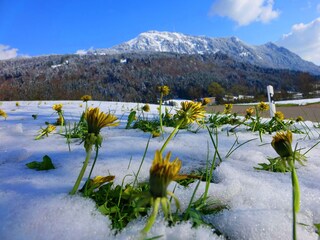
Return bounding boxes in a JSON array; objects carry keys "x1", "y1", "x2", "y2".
[
  {"x1": 275, "y1": 98, "x2": 320, "y2": 106},
  {"x1": 0, "y1": 100, "x2": 319, "y2": 240}
]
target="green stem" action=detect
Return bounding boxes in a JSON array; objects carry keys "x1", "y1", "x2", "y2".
[
  {"x1": 70, "y1": 146, "x2": 92, "y2": 195},
  {"x1": 159, "y1": 93, "x2": 164, "y2": 135},
  {"x1": 133, "y1": 135, "x2": 151, "y2": 187},
  {"x1": 84, "y1": 146, "x2": 99, "y2": 195},
  {"x1": 142, "y1": 198, "x2": 161, "y2": 234},
  {"x1": 289, "y1": 160, "x2": 300, "y2": 240},
  {"x1": 159, "y1": 119, "x2": 183, "y2": 154}
]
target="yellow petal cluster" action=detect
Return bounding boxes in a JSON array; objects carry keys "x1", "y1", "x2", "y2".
[
  {"x1": 257, "y1": 102, "x2": 269, "y2": 112},
  {"x1": 81, "y1": 95, "x2": 92, "y2": 102},
  {"x1": 85, "y1": 107, "x2": 119, "y2": 135},
  {"x1": 0, "y1": 109, "x2": 8, "y2": 119},
  {"x1": 52, "y1": 103, "x2": 63, "y2": 112},
  {"x1": 201, "y1": 98, "x2": 211, "y2": 106},
  {"x1": 149, "y1": 151, "x2": 181, "y2": 198},
  {"x1": 224, "y1": 103, "x2": 233, "y2": 114},
  {"x1": 175, "y1": 101, "x2": 206, "y2": 125},
  {"x1": 275, "y1": 111, "x2": 285, "y2": 120},
  {"x1": 158, "y1": 85, "x2": 170, "y2": 96},
  {"x1": 245, "y1": 107, "x2": 255, "y2": 118}
]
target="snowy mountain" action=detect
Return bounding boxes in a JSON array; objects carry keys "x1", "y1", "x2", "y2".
[{"x1": 92, "y1": 31, "x2": 320, "y2": 75}]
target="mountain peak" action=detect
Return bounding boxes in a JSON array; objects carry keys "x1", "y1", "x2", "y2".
[{"x1": 93, "y1": 30, "x2": 320, "y2": 75}]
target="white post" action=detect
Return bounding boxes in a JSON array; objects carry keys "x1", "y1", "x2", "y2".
[{"x1": 267, "y1": 85, "x2": 276, "y2": 118}]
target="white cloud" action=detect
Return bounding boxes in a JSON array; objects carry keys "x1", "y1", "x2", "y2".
[
  {"x1": 0, "y1": 44, "x2": 18, "y2": 60},
  {"x1": 209, "y1": 0, "x2": 280, "y2": 26},
  {"x1": 276, "y1": 18, "x2": 320, "y2": 65}
]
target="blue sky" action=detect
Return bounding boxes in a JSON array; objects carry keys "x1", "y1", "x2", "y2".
[{"x1": 0, "y1": 0, "x2": 320, "y2": 64}]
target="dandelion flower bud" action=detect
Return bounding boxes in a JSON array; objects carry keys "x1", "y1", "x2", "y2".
[
  {"x1": 142, "y1": 104, "x2": 150, "y2": 112},
  {"x1": 271, "y1": 131, "x2": 293, "y2": 158}
]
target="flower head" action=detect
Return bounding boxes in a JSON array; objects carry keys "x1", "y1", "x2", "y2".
[
  {"x1": 149, "y1": 150, "x2": 181, "y2": 198},
  {"x1": 85, "y1": 107, "x2": 119, "y2": 135},
  {"x1": 201, "y1": 98, "x2": 211, "y2": 106},
  {"x1": 245, "y1": 107, "x2": 255, "y2": 118},
  {"x1": 275, "y1": 111, "x2": 285, "y2": 120},
  {"x1": 223, "y1": 103, "x2": 233, "y2": 114},
  {"x1": 142, "y1": 104, "x2": 150, "y2": 112},
  {"x1": 0, "y1": 109, "x2": 8, "y2": 119},
  {"x1": 257, "y1": 102, "x2": 269, "y2": 112},
  {"x1": 175, "y1": 101, "x2": 206, "y2": 126},
  {"x1": 81, "y1": 95, "x2": 92, "y2": 102},
  {"x1": 271, "y1": 131, "x2": 293, "y2": 158},
  {"x1": 52, "y1": 103, "x2": 63, "y2": 112},
  {"x1": 158, "y1": 85, "x2": 170, "y2": 96}
]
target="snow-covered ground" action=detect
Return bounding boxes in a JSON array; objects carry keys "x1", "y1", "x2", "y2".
[{"x1": 0, "y1": 100, "x2": 319, "y2": 240}]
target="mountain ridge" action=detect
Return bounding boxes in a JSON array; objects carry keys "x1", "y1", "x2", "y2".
[{"x1": 88, "y1": 30, "x2": 320, "y2": 75}]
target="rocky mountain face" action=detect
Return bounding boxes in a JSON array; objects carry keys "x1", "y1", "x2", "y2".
[{"x1": 90, "y1": 31, "x2": 320, "y2": 75}]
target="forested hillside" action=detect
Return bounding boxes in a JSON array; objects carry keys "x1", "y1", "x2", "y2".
[{"x1": 0, "y1": 52, "x2": 319, "y2": 102}]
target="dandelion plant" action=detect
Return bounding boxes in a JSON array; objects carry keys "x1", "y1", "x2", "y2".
[
  {"x1": 270, "y1": 131, "x2": 303, "y2": 240},
  {"x1": 141, "y1": 150, "x2": 182, "y2": 235},
  {"x1": 70, "y1": 107, "x2": 119, "y2": 195},
  {"x1": 160, "y1": 101, "x2": 206, "y2": 154},
  {"x1": 158, "y1": 85, "x2": 170, "y2": 135}
]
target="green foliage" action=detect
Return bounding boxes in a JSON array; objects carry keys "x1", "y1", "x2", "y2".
[
  {"x1": 88, "y1": 181, "x2": 151, "y2": 231},
  {"x1": 125, "y1": 110, "x2": 137, "y2": 129},
  {"x1": 315, "y1": 223, "x2": 320, "y2": 236},
  {"x1": 255, "y1": 157, "x2": 291, "y2": 172},
  {"x1": 207, "y1": 112, "x2": 241, "y2": 128},
  {"x1": 26, "y1": 155, "x2": 55, "y2": 171},
  {"x1": 133, "y1": 119, "x2": 160, "y2": 134}
]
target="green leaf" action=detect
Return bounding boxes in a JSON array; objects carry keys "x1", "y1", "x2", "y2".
[
  {"x1": 26, "y1": 155, "x2": 55, "y2": 171},
  {"x1": 315, "y1": 223, "x2": 320, "y2": 235}
]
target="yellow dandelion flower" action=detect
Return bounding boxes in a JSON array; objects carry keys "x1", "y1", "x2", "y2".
[
  {"x1": 223, "y1": 103, "x2": 233, "y2": 114},
  {"x1": 275, "y1": 111, "x2": 285, "y2": 120},
  {"x1": 257, "y1": 102, "x2": 269, "y2": 112},
  {"x1": 158, "y1": 85, "x2": 170, "y2": 96},
  {"x1": 142, "y1": 104, "x2": 150, "y2": 112},
  {"x1": 149, "y1": 150, "x2": 181, "y2": 198},
  {"x1": 201, "y1": 98, "x2": 211, "y2": 106},
  {"x1": 81, "y1": 95, "x2": 92, "y2": 102},
  {"x1": 0, "y1": 109, "x2": 8, "y2": 119},
  {"x1": 85, "y1": 107, "x2": 119, "y2": 135},
  {"x1": 52, "y1": 103, "x2": 63, "y2": 112},
  {"x1": 296, "y1": 116, "x2": 304, "y2": 122},
  {"x1": 271, "y1": 131, "x2": 293, "y2": 158},
  {"x1": 175, "y1": 101, "x2": 206, "y2": 125},
  {"x1": 16, "y1": 102, "x2": 20, "y2": 107},
  {"x1": 245, "y1": 107, "x2": 255, "y2": 118}
]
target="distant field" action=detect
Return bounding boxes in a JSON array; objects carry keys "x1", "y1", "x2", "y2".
[{"x1": 206, "y1": 103, "x2": 320, "y2": 122}]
